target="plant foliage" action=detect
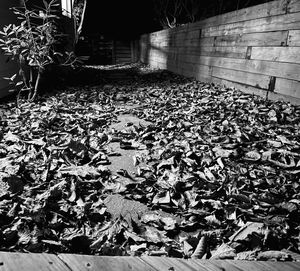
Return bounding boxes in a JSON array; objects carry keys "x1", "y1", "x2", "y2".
[{"x1": 0, "y1": 0, "x2": 76, "y2": 104}]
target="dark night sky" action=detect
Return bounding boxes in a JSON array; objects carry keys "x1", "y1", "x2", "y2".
[
  {"x1": 81, "y1": 0, "x2": 273, "y2": 38},
  {"x1": 82, "y1": 1, "x2": 160, "y2": 38}
]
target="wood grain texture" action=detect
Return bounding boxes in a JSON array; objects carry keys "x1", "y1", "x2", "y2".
[
  {"x1": 58, "y1": 255, "x2": 155, "y2": 271},
  {"x1": 214, "y1": 31, "x2": 288, "y2": 47},
  {"x1": 173, "y1": 55, "x2": 300, "y2": 81},
  {"x1": 201, "y1": 13, "x2": 300, "y2": 37},
  {"x1": 175, "y1": 46, "x2": 247, "y2": 59},
  {"x1": 228, "y1": 260, "x2": 300, "y2": 271},
  {"x1": 275, "y1": 78, "x2": 300, "y2": 98},
  {"x1": 287, "y1": 30, "x2": 300, "y2": 46},
  {"x1": 251, "y1": 47, "x2": 300, "y2": 64},
  {"x1": 212, "y1": 77, "x2": 300, "y2": 104},
  {"x1": 212, "y1": 66, "x2": 271, "y2": 89},
  {"x1": 0, "y1": 252, "x2": 300, "y2": 271},
  {"x1": 141, "y1": 256, "x2": 203, "y2": 271},
  {"x1": 141, "y1": 30, "x2": 288, "y2": 47},
  {"x1": 0, "y1": 252, "x2": 70, "y2": 271},
  {"x1": 288, "y1": 0, "x2": 300, "y2": 13}
]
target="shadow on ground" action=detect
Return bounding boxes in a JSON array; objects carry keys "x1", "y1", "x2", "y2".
[{"x1": 45, "y1": 63, "x2": 181, "y2": 91}]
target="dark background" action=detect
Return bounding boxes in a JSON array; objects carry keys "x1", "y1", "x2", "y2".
[
  {"x1": 82, "y1": 0, "x2": 273, "y2": 38},
  {"x1": 82, "y1": 1, "x2": 160, "y2": 38}
]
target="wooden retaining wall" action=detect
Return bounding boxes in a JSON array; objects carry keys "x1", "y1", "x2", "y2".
[
  {"x1": 139, "y1": 0, "x2": 300, "y2": 104},
  {"x1": 1, "y1": 252, "x2": 300, "y2": 271}
]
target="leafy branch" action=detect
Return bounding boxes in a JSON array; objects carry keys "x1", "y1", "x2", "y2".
[{"x1": 0, "y1": 0, "x2": 77, "y2": 104}]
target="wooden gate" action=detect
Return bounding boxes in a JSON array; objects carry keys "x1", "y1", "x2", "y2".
[{"x1": 114, "y1": 40, "x2": 133, "y2": 64}]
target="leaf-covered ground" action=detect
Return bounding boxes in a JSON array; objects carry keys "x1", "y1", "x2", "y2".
[{"x1": 0, "y1": 63, "x2": 300, "y2": 261}]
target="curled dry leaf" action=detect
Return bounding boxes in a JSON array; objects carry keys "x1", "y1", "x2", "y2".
[
  {"x1": 211, "y1": 243, "x2": 236, "y2": 260},
  {"x1": 191, "y1": 235, "x2": 208, "y2": 259},
  {"x1": 257, "y1": 250, "x2": 292, "y2": 261}
]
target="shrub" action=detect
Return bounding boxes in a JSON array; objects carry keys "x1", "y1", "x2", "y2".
[{"x1": 0, "y1": 0, "x2": 76, "y2": 104}]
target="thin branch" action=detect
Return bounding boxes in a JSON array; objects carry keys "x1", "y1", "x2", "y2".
[{"x1": 76, "y1": 0, "x2": 87, "y2": 43}]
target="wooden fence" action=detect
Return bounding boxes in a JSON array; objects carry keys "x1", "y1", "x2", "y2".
[{"x1": 139, "y1": 0, "x2": 300, "y2": 104}]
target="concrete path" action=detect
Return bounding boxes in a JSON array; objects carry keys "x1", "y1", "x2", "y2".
[{"x1": 105, "y1": 106, "x2": 151, "y2": 176}]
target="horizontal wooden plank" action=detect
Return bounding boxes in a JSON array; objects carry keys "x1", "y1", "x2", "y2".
[
  {"x1": 175, "y1": 46, "x2": 247, "y2": 58},
  {"x1": 215, "y1": 31, "x2": 288, "y2": 47},
  {"x1": 1, "y1": 252, "x2": 300, "y2": 271},
  {"x1": 275, "y1": 77, "x2": 300, "y2": 98},
  {"x1": 142, "y1": 30, "x2": 288, "y2": 48},
  {"x1": 171, "y1": 29, "x2": 201, "y2": 43},
  {"x1": 170, "y1": 36, "x2": 215, "y2": 47},
  {"x1": 174, "y1": 63, "x2": 213, "y2": 80},
  {"x1": 212, "y1": 66, "x2": 271, "y2": 89},
  {"x1": 229, "y1": 260, "x2": 300, "y2": 271},
  {"x1": 0, "y1": 252, "x2": 69, "y2": 271},
  {"x1": 142, "y1": 257, "x2": 300, "y2": 271},
  {"x1": 289, "y1": 0, "x2": 300, "y2": 13},
  {"x1": 211, "y1": 77, "x2": 300, "y2": 104},
  {"x1": 256, "y1": 261, "x2": 300, "y2": 271},
  {"x1": 200, "y1": 260, "x2": 249, "y2": 271},
  {"x1": 287, "y1": 30, "x2": 300, "y2": 46},
  {"x1": 201, "y1": 13, "x2": 300, "y2": 37},
  {"x1": 58, "y1": 255, "x2": 156, "y2": 271},
  {"x1": 145, "y1": 50, "x2": 300, "y2": 82},
  {"x1": 251, "y1": 46, "x2": 300, "y2": 64},
  {"x1": 156, "y1": 46, "x2": 247, "y2": 59},
  {"x1": 141, "y1": 257, "x2": 243, "y2": 271},
  {"x1": 146, "y1": 52, "x2": 300, "y2": 84},
  {"x1": 173, "y1": 55, "x2": 300, "y2": 81}
]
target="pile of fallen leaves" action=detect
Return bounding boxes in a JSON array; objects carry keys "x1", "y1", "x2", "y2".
[{"x1": 0, "y1": 63, "x2": 300, "y2": 261}]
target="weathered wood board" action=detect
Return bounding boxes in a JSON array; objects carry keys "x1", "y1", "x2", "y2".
[
  {"x1": 251, "y1": 47, "x2": 300, "y2": 64},
  {"x1": 0, "y1": 252, "x2": 70, "y2": 271},
  {"x1": 0, "y1": 252, "x2": 300, "y2": 271},
  {"x1": 288, "y1": 0, "x2": 300, "y2": 13},
  {"x1": 58, "y1": 254, "x2": 155, "y2": 271},
  {"x1": 175, "y1": 46, "x2": 248, "y2": 59},
  {"x1": 173, "y1": 55, "x2": 300, "y2": 81},
  {"x1": 201, "y1": 13, "x2": 300, "y2": 37},
  {"x1": 212, "y1": 77, "x2": 300, "y2": 104},
  {"x1": 212, "y1": 67, "x2": 271, "y2": 89},
  {"x1": 214, "y1": 31, "x2": 288, "y2": 47},
  {"x1": 201, "y1": 56, "x2": 300, "y2": 81},
  {"x1": 288, "y1": 30, "x2": 300, "y2": 46},
  {"x1": 275, "y1": 78, "x2": 300, "y2": 99}
]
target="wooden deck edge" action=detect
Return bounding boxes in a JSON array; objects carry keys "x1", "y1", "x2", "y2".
[{"x1": 0, "y1": 252, "x2": 300, "y2": 271}]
